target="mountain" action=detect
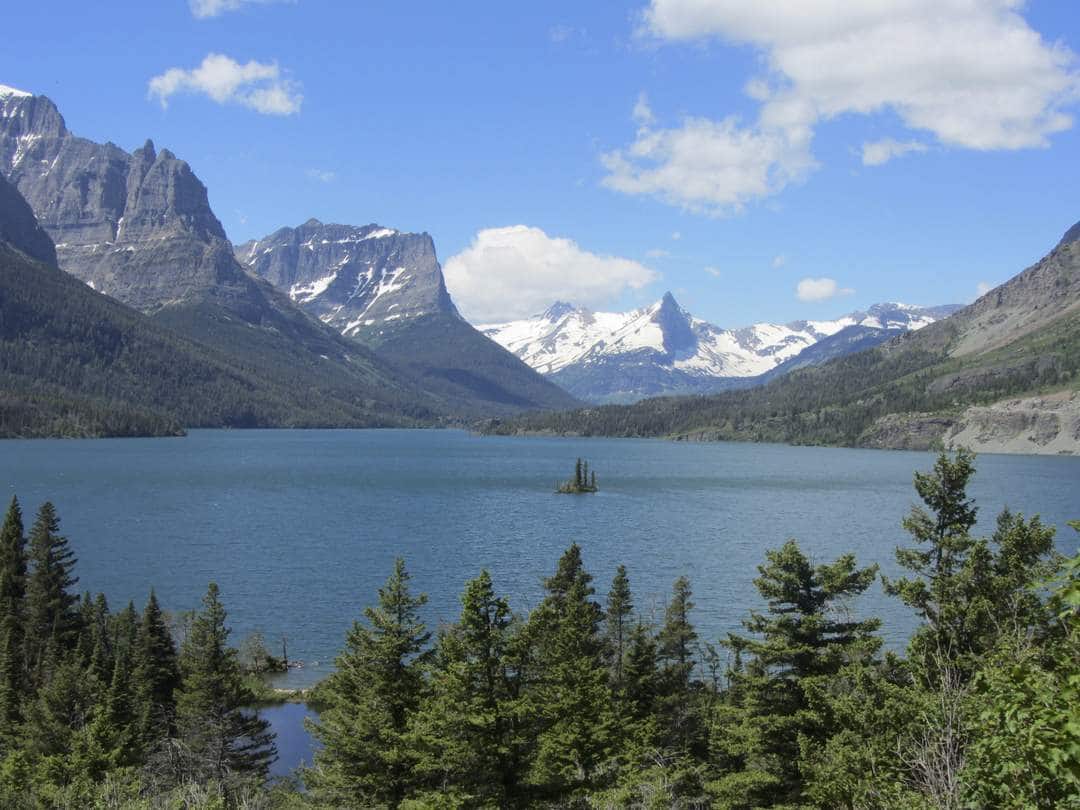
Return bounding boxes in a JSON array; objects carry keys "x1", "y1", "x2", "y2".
[
  {"x1": 0, "y1": 84, "x2": 532, "y2": 425},
  {"x1": 0, "y1": 175, "x2": 436, "y2": 437},
  {"x1": 481, "y1": 293, "x2": 958, "y2": 402},
  {"x1": 485, "y1": 222, "x2": 1080, "y2": 455},
  {"x1": 237, "y1": 219, "x2": 580, "y2": 415}
]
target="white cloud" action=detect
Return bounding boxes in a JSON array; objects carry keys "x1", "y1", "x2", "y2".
[
  {"x1": 796, "y1": 277, "x2": 854, "y2": 302},
  {"x1": 444, "y1": 225, "x2": 659, "y2": 322},
  {"x1": 148, "y1": 53, "x2": 302, "y2": 115},
  {"x1": 862, "y1": 138, "x2": 928, "y2": 166},
  {"x1": 306, "y1": 168, "x2": 336, "y2": 183},
  {"x1": 704, "y1": 266, "x2": 722, "y2": 277},
  {"x1": 607, "y1": 0, "x2": 1079, "y2": 212},
  {"x1": 189, "y1": 0, "x2": 293, "y2": 19},
  {"x1": 771, "y1": 253, "x2": 787, "y2": 268},
  {"x1": 602, "y1": 114, "x2": 817, "y2": 215}
]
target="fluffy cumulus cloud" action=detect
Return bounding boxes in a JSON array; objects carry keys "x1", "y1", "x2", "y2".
[
  {"x1": 148, "y1": 54, "x2": 302, "y2": 115},
  {"x1": 189, "y1": 0, "x2": 293, "y2": 19},
  {"x1": 443, "y1": 226, "x2": 658, "y2": 322},
  {"x1": 602, "y1": 115, "x2": 817, "y2": 214},
  {"x1": 861, "y1": 138, "x2": 928, "y2": 166},
  {"x1": 604, "y1": 0, "x2": 1079, "y2": 212},
  {"x1": 796, "y1": 277, "x2": 854, "y2": 302}
]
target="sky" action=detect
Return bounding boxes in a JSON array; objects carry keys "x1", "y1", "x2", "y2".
[{"x1": 3, "y1": 0, "x2": 1080, "y2": 326}]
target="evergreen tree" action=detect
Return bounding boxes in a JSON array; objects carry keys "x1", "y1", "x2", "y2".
[
  {"x1": 622, "y1": 622, "x2": 660, "y2": 729},
  {"x1": 132, "y1": 590, "x2": 180, "y2": 747},
  {"x1": 605, "y1": 565, "x2": 633, "y2": 688},
  {"x1": 525, "y1": 544, "x2": 612, "y2": 795},
  {"x1": 885, "y1": 450, "x2": 1059, "y2": 683},
  {"x1": 883, "y1": 450, "x2": 978, "y2": 679},
  {"x1": 710, "y1": 540, "x2": 880, "y2": 808},
  {"x1": 657, "y1": 575, "x2": 704, "y2": 757},
  {"x1": 0, "y1": 497, "x2": 27, "y2": 748},
  {"x1": 24, "y1": 502, "x2": 80, "y2": 684},
  {"x1": 307, "y1": 558, "x2": 430, "y2": 808},
  {"x1": 409, "y1": 570, "x2": 522, "y2": 805},
  {"x1": 174, "y1": 582, "x2": 276, "y2": 785}
]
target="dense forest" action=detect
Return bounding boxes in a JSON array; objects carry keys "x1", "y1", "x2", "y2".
[
  {"x1": 0, "y1": 451, "x2": 1076, "y2": 808},
  {"x1": 0, "y1": 244, "x2": 442, "y2": 439},
  {"x1": 481, "y1": 307, "x2": 1080, "y2": 447}
]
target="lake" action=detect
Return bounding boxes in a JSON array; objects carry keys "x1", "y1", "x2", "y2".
[{"x1": 2, "y1": 429, "x2": 1078, "y2": 775}]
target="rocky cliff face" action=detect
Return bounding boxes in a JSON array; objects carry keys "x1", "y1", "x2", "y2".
[
  {"x1": 0, "y1": 86, "x2": 275, "y2": 318},
  {"x1": 0, "y1": 173, "x2": 55, "y2": 264},
  {"x1": 948, "y1": 230, "x2": 1080, "y2": 358},
  {"x1": 236, "y1": 219, "x2": 458, "y2": 337}
]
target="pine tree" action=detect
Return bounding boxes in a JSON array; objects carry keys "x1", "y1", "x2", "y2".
[
  {"x1": 24, "y1": 502, "x2": 80, "y2": 684},
  {"x1": 525, "y1": 544, "x2": 612, "y2": 794},
  {"x1": 657, "y1": 575, "x2": 704, "y2": 757},
  {"x1": 132, "y1": 590, "x2": 180, "y2": 747},
  {"x1": 605, "y1": 565, "x2": 633, "y2": 688},
  {"x1": 307, "y1": 558, "x2": 431, "y2": 808},
  {"x1": 0, "y1": 497, "x2": 27, "y2": 748},
  {"x1": 884, "y1": 450, "x2": 1059, "y2": 684},
  {"x1": 409, "y1": 570, "x2": 522, "y2": 804},
  {"x1": 710, "y1": 540, "x2": 880, "y2": 808},
  {"x1": 175, "y1": 582, "x2": 276, "y2": 785}
]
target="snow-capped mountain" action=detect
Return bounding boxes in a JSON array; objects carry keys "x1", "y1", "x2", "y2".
[
  {"x1": 236, "y1": 219, "x2": 581, "y2": 413},
  {"x1": 236, "y1": 219, "x2": 459, "y2": 338},
  {"x1": 480, "y1": 293, "x2": 960, "y2": 403}
]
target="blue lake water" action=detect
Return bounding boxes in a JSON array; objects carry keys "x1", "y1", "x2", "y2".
[{"x1": 3, "y1": 428, "x2": 1078, "y2": 776}]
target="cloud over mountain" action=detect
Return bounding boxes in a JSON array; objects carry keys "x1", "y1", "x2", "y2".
[
  {"x1": 444, "y1": 225, "x2": 658, "y2": 322},
  {"x1": 148, "y1": 53, "x2": 301, "y2": 115}
]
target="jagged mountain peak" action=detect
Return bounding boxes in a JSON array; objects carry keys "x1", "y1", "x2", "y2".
[
  {"x1": 483, "y1": 297, "x2": 958, "y2": 402},
  {"x1": 542, "y1": 301, "x2": 579, "y2": 321}
]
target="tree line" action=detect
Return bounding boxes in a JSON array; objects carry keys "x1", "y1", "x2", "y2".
[{"x1": 0, "y1": 449, "x2": 1077, "y2": 808}]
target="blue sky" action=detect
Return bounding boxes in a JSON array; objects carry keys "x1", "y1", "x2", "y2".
[{"x1": 3, "y1": 0, "x2": 1080, "y2": 325}]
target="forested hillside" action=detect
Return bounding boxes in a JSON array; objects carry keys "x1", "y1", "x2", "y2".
[{"x1": 0, "y1": 243, "x2": 439, "y2": 437}]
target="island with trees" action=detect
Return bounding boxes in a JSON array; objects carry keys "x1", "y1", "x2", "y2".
[{"x1": 556, "y1": 457, "x2": 599, "y2": 494}]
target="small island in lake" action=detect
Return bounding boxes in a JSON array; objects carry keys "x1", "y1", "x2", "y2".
[{"x1": 557, "y1": 458, "x2": 598, "y2": 494}]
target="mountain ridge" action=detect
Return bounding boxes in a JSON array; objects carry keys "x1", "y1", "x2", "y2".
[{"x1": 481, "y1": 293, "x2": 958, "y2": 402}]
